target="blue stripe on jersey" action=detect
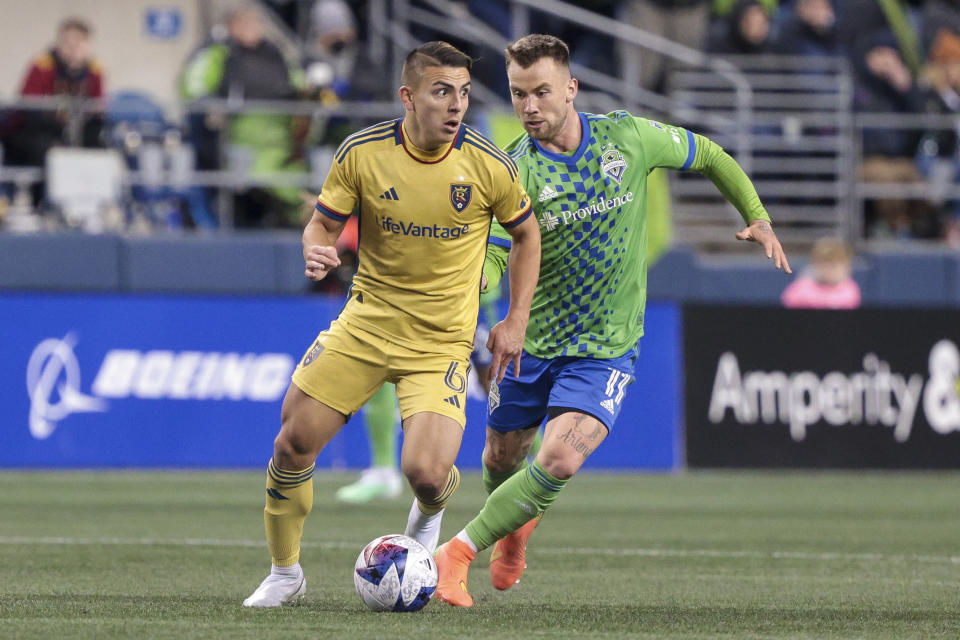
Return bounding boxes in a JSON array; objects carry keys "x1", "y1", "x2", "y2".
[
  {"x1": 464, "y1": 131, "x2": 518, "y2": 181},
  {"x1": 334, "y1": 120, "x2": 397, "y2": 157},
  {"x1": 501, "y1": 204, "x2": 532, "y2": 229},
  {"x1": 466, "y1": 129, "x2": 516, "y2": 169},
  {"x1": 530, "y1": 112, "x2": 590, "y2": 166},
  {"x1": 335, "y1": 131, "x2": 398, "y2": 164},
  {"x1": 316, "y1": 201, "x2": 350, "y2": 221},
  {"x1": 335, "y1": 119, "x2": 397, "y2": 152},
  {"x1": 681, "y1": 129, "x2": 696, "y2": 170},
  {"x1": 335, "y1": 120, "x2": 400, "y2": 163},
  {"x1": 488, "y1": 235, "x2": 512, "y2": 249},
  {"x1": 463, "y1": 130, "x2": 517, "y2": 181},
  {"x1": 453, "y1": 124, "x2": 467, "y2": 149}
]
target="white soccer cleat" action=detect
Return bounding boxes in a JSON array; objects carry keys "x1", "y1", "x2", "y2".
[
  {"x1": 404, "y1": 499, "x2": 445, "y2": 554},
  {"x1": 242, "y1": 567, "x2": 306, "y2": 607}
]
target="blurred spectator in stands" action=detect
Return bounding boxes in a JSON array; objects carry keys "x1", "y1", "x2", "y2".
[
  {"x1": 307, "y1": 0, "x2": 358, "y2": 100},
  {"x1": 853, "y1": 30, "x2": 925, "y2": 158},
  {"x1": 837, "y1": 0, "x2": 923, "y2": 78},
  {"x1": 303, "y1": 0, "x2": 387, "y2": 147},
  {"x1": 853, "y1": 30, "x2": 933, "y2": 240},
  {"x1": 707, "y1": 0, "x2": 775, "y2": 56},
  {"x1": 711, "y1": 0, "x2": 777, "y2": 18},
  {"x1": 917, "y1": 27, "x2": 960, "y2": 247},
  {"x1": 781, "y1": 237, "x2": 861, "y2": 309},
  {"x1": 775, "y1": 0, "x2": 841, "y2": 57},
  {"x1": 922, "y1": 1, "x2": 960, "y2": 55},
  {"x1": 180, "y1": 7, "x2": 308, "y2": 229},
  {"x1": 0, "y1": 17, "x2": 105, "y2": 207},
  {"x1": 617, "y1": 0, "x2": 710, "y2": 92}
]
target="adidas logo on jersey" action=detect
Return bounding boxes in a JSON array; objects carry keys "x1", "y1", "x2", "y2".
[
  {"x1": 538, "y1": 184, "x2": 560, "y2": 202},
  {"x1": 443, "y1": 395, "x2": 461, "y2": 408},
  {"x1": 600, "y1": 399, "x2": 615, "y2": 414},
  {"x1": 379, "y1": 187, "x2": 399, "y2": 200}
]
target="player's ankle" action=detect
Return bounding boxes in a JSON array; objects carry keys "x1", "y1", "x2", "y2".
[
  {"x1": 455, "y1": 530, "x2": 479, "y2": 554},
  {"x1": 271, "y1": 562, "x2": 301, "y2": 578}
]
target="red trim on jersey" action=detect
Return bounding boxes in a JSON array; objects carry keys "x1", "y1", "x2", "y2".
[
  {"x1": 501, "y1": 203, "x2": 533, "y2": 229},
  {"x1": 315, "y1": 201, "x2": 350, "y2": 221},
  {"x1": 399, "y1": 122, "x2": 458, "y2": 164}
]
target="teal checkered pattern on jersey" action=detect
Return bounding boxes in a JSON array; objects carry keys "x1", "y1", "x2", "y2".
[
  {"x1": 530, "y1": 119, "x2": 630, "y2": 357},
  {"x1": 503, "y1": 111, "x2": 668, "y2": 360}
]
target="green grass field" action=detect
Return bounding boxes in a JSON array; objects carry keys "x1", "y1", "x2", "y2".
[{"x1": 0, "y1": 470, "x2": 957, "y2": 639}]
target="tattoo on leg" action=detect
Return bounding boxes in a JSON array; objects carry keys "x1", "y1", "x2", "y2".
[{"x1": 552, "y1": 414, "x2": 607, "y2": 460}]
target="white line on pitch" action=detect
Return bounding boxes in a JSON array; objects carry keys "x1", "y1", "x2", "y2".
[{"x1": 0, "y1": 536, "x2": 957, "y2": 564}]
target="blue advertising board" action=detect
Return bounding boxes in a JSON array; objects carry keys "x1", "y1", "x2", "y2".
[{"x1": 0, "y1": 293, "x2": 679, "y2": 470}]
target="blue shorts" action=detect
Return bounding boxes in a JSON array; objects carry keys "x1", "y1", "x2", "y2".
[{"x1": 487, "y1": 344, "x2": 640, "y2": 434}]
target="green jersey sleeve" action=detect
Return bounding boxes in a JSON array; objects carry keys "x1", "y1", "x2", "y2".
[
  {"x1": 482, "y1": 221, "x2": 511, "y2": 297},
  {"x1": 630, "y1": 116, "x2": 771, "y2": 224},
  {"x1": 689, "y1": 134, "x2": 771, "y2": 224}
]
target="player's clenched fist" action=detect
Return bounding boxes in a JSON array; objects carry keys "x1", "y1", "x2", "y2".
[{"x1": 304, "y1": 245, "x2": 341, "y2": 281}]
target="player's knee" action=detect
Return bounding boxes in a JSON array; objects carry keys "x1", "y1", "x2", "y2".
[
  {"x1": 273, "y1": 431, "x2": 314, "y2": 470},
  {"x1": 402, "y1": 461, "x2": 448, "y2": 501},
  {"x1": 536, "y1": 449, "x2": 579, "y2": 481},
  {"x1": 483, "y1": 447, "x2": 524, "y2": 474}
]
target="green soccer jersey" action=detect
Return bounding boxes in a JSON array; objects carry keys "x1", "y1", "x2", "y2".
[{"x1": 489, "y1": 110, "x2": 770, "y2": 359}]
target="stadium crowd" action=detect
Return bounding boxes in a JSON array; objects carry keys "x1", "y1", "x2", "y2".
[{"x1": 1, "y1": 0, "x2": 960, "y2": 245}]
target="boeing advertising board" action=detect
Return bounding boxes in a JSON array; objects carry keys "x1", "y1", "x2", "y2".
[{"x1": 1, "y1": 293, "x2": 680, "y2": 470}]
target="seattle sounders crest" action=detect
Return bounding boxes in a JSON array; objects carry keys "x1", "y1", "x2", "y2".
[
  {"x1": 600, "y1": 146, "x2": 627, "y2": 184},
  {"x1": 450, "y1": 184, "x2": 472, "y2": 212}
]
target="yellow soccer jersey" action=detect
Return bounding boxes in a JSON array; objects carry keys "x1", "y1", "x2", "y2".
[{"x1": 315, "y1": 118, "x2": 532, "y2": 354}]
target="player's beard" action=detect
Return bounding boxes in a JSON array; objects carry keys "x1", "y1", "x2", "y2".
[{"x1": 527, "y1": 111, "x2": 566, "y2": 142}]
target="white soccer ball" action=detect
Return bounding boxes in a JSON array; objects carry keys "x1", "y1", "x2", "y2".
[{"x1": 353, "y1": 534, "x2": 438, "y2": 612}]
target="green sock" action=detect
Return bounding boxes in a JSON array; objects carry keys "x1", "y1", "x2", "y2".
[
  {"x1": 482, "y1": 455, "x2": 525, "y2": 495},
  {"x1": 364, "y1": 384, "x2": 398, "y2": 468},
  {"x1": 465, "y1": 460, "x2": 567, "y2": 551},
  {"x1": 528, "y1": 428, "x2": 543, "y2": 461}
]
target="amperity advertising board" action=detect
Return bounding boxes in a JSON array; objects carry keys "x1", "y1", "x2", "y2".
[{"x1": 685, "y1": 305, "x2": 960, "y2": 468}]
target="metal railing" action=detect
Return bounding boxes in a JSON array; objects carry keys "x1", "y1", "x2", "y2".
[{"x1": 2, "y1": 1, "x2": 958, "y2": 251}]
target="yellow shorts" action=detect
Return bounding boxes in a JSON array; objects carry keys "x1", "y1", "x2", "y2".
[{"x1": 291, "y1": 320, "x2": 471, "y2": 428}]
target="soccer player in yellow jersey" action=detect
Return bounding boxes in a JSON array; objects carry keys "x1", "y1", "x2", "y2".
[{"x1": 243, "y1": 41, "x2": 541, "y2": 607}]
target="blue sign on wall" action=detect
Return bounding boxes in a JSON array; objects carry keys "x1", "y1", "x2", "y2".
[
  {"x1": 0, "y1": 293, "x2": 679, "y2": 470},
  {"x1": 144, "y1": 8, "x2": 182, "y2": 40}
]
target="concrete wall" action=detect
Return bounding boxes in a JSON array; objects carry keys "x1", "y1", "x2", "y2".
[
  {"x1": 0, "y1": 0, "x2": 204, "y2": 107},
  {"x1": 1, "y1": 232, "x2": 958, "y2": 307}
]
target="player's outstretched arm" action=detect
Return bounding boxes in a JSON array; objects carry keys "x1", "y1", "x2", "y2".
[
  {"x1": 687, "y1": 134, "x2": 791, "y2": 273},
  {"x1": 302, "y1": 208, "x2": 345, "y2": 281},
  {"x1": 488, "y1": 215, "x2": 540, "y2": 383},
  {"x1": 736, "y1": 219, "x2": 792, "y2": 273}
]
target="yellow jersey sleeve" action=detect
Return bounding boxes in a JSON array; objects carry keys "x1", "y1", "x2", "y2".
[
  {"x1": 315, "y1": 148, "x2": 358, "y2": 222},
  {"x1": 492, "y1": 160, "x2": 532, "y2": 229}
]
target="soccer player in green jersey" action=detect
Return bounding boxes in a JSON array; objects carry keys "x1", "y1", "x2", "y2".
[{"x1": 435, "y1": 34, "x2": 791, "y2": 607}]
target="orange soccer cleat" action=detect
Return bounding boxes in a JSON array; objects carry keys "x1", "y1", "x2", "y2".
[
  {"x1": 489, "y1": 513, "x2": 542, "y2": 590},
  {"x1": 434, "y1": 538, "x2": 477, "y2": 607}
]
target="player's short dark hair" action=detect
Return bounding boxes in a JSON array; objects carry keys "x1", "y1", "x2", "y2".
[
  {"x1": 58, "y1": 17, "x2": 91, "y2": 37},
  {"x1": 401, "y1": 41, "x2": 472, "y2": 87},
  {"x1": 505, "y1": 34, "x2": 570, "y2": 70}
]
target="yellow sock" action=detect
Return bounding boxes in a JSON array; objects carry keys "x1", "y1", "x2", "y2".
[
  {"x1": 416, "y1": 464, "x2": 460, "y2": 515},
  {"x1": 264, "y1": 458, "x2": 315, "y2": 566}
]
